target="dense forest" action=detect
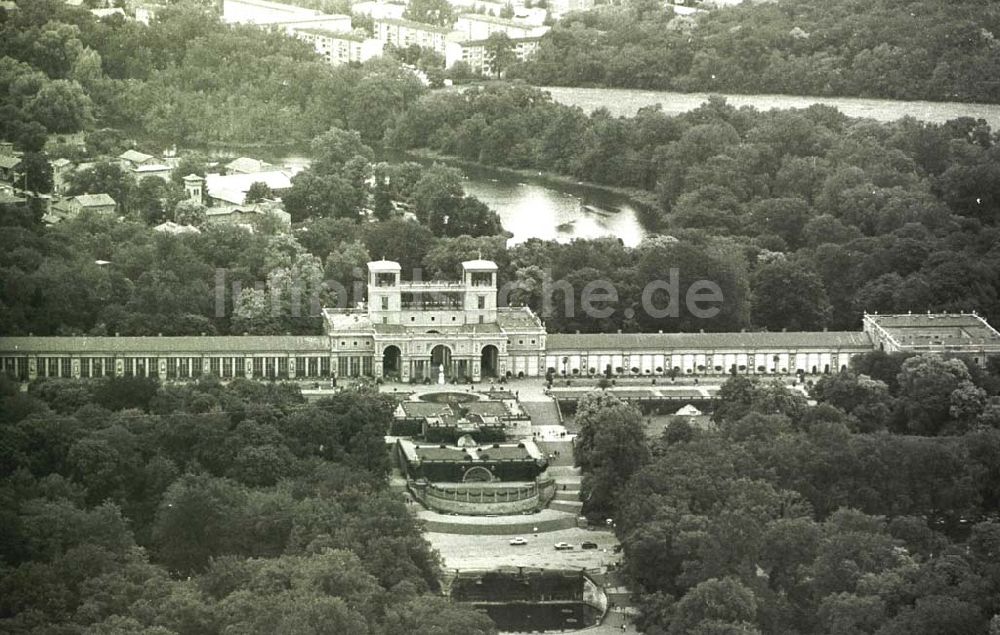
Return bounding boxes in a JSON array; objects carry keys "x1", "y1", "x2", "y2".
[
  {"x1": 511, "y1": 0, "x2": 1000, "y2": 103},
  {"x1": 572, "y1": 351, "x2": 1000, "y2": 634},
  {"x1": 0, "y1": 376, "x2": 495, "y2": 633},
  {"x1": 0, "y1": 0, "x2": 424, "y2": 150}
]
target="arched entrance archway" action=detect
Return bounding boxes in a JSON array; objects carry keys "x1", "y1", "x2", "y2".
[
  {"x1": 481, "y1": 345, "x2": 499, "y2": 378},
  {"x1": 383, "y1": 345, "x2": 401, "y2": 379},
  {"x1": 430, "y1": 344, "x2": 452, "y2": 380}
]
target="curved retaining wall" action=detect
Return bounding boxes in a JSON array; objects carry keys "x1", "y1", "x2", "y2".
[{"x1": 410, "y1": 476, "x2": 557, "y2": 516}]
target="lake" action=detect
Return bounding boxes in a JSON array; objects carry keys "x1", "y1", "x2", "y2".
[
  {"x1": 382, "y1": 151, "x2": 649, "y2": 247},
  {"x1": 457, "y1": 165, "x2": 647, "y2": 247},
  {"x1": 539, "y1": 86, "x2": 1000, "y2": 128}
]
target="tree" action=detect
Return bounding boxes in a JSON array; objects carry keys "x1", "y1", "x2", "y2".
[
  {"x1": 310, "y1": 127, "x2": 374, "y2": 175},
  {"x1": 173, "y1": 199, "x2": 206, "y2": 226},
  {"x1": 18, "y1": 152, "x2": 54, "y2": 194},
  {"x1": 750, "y1": 259, "x2": 831, "y2": 331},
  {"x1": 811, "y1": 372, "x2": 893, "y2": 432},
  {"x1": 324, "y1": 240, "x2": 370, "y2": 300},
  {"x1": 28, "y1": 79, "x2": 94, "y2": 133},
  {"x1": 574, "y1": 392, "x2": 650, "y2": 519},
  {"x1": 484, "y1": 32, "x2": 516, "y2": 79},
  {"x1": 129, "y1": 176, "x2": 185, "y2": 225},
  {"x1": 380, "y1": 596, "x2": 497, "y2": 635},
  {"x1": 152, "y1": 473, "x2": 248, "y2": 574},
  {"x1": 411, "y1": 164, "x2": 464, "y2": 225},
  {"x1": 669, "y1": 577, "x2": 758, "y2": 635},
  {"x1": 245, "y1": 181, "x2": 274, "y2": 204},
  {"x1": 428, "y1": 196, "x2": 504, "y2": 238},
  {"x1": 895, "y1": 354, "x2": 973, "y2": 435}
]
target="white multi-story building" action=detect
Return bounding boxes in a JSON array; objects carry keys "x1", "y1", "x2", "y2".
[
  {"x1": 221, "y1": 0, "x2": 351, "y2": 36},
  {"x1": 295, "y1": 29, "x2": 383, "y2": 66},
  {"x1": 445, "y1": 36, "x2": 542, "y2": 75},
  {"x1": 453, "y1": 13, "x2": 549, "y2": 40},
  {"x1": 374, "y1": 18, "x2": 456, "y2": 55}
]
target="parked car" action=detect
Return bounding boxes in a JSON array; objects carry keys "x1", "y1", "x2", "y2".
[
  {"x1": 554, "y1": 542, "x2": 574, "y2": 550},
  {"x1": 581, "y1": 541, "x2": 598, "y2": 550},
  {"x1": 509, "y1": 537, "x2": 528, "y2": 546}
]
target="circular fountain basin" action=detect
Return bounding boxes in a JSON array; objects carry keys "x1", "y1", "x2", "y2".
[{"x1": 417, "y1": 391, "x2": 482, "y2": 404}]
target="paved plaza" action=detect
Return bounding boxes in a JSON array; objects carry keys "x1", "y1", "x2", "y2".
[{"x1": 427, "y1": 527, "x2": 621, "y2": 572}]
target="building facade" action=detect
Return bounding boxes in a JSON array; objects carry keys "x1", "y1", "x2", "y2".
[
  {"x1": 324, "y1": 259, "x2": 546, "y2": 382},
  {"x1": 2, "y1": 259, "x2": 999, "y2": 383},
  {"x1": 295, "y1": 28, "x2": 383, "y2": 66},
  {"x1": 453, "y1": 13, "x2": 548, "y2": 40},
  {"x1": 446, "y1": 36, "x2": 542, "y2": 75},
  {"x1": 374, "y1": 18, "x2": 454, "y2": 55}
]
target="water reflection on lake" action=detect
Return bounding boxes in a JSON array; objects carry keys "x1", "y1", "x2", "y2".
[{"x1": 461, "y1": 176, "x2": 647, "y2": 246}]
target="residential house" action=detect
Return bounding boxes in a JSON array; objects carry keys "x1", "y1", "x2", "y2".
[
  {"x1": 118, "y1": 150, "x2": 157, "y2": 169},
  {"x1": 48, "y1": 193, "x2": 117, "y2": 223},
  {"x1": 0, "y1": 185, "x2": 27, "y2": 209},
  {"x1": 225, "y1": 157, "x2": 275, "y2": 175},
  {"x1": 133, "y1": 163, "x2": 173, "y2": 182},
  {"x1": 119, "y1": 149, "x2": 172, "y2": 182},
  {"x1": 0, "y1": 154, "x2": 22, "y2": 185},
  {"x1": 67, "y1": 193, "x2": 117, "y2": 215},
  {"x1": 204, "y1": 203, "x2": 292, "y2": 231}
]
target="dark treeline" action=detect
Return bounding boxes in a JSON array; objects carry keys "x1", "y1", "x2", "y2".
[
  {"x1": 573, "y1": 352, "x2": 1000, "y2": 634},
  {"x1": 0, "y1": 376, "x2": 496, "y2": 634},
  {"x1": 510, "y1": 0, "x2": 1000, "y2": 103}
]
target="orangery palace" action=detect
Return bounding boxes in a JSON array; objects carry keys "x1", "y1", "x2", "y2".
[{"x1": 2, "y1": 260, "x2": 999, "y2": 383}]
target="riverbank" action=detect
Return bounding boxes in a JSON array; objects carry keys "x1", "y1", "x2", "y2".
[{"x1": 400, "y1": 148, "x2": 663, "y2": 230}]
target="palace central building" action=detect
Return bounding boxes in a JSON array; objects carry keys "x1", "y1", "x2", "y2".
[
  {"x1": 2, "y1": 259, "x2": 999, "y2": 382},
  {"x1": 323, "y1": 259, "x2": 546, "y2": 382}
]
